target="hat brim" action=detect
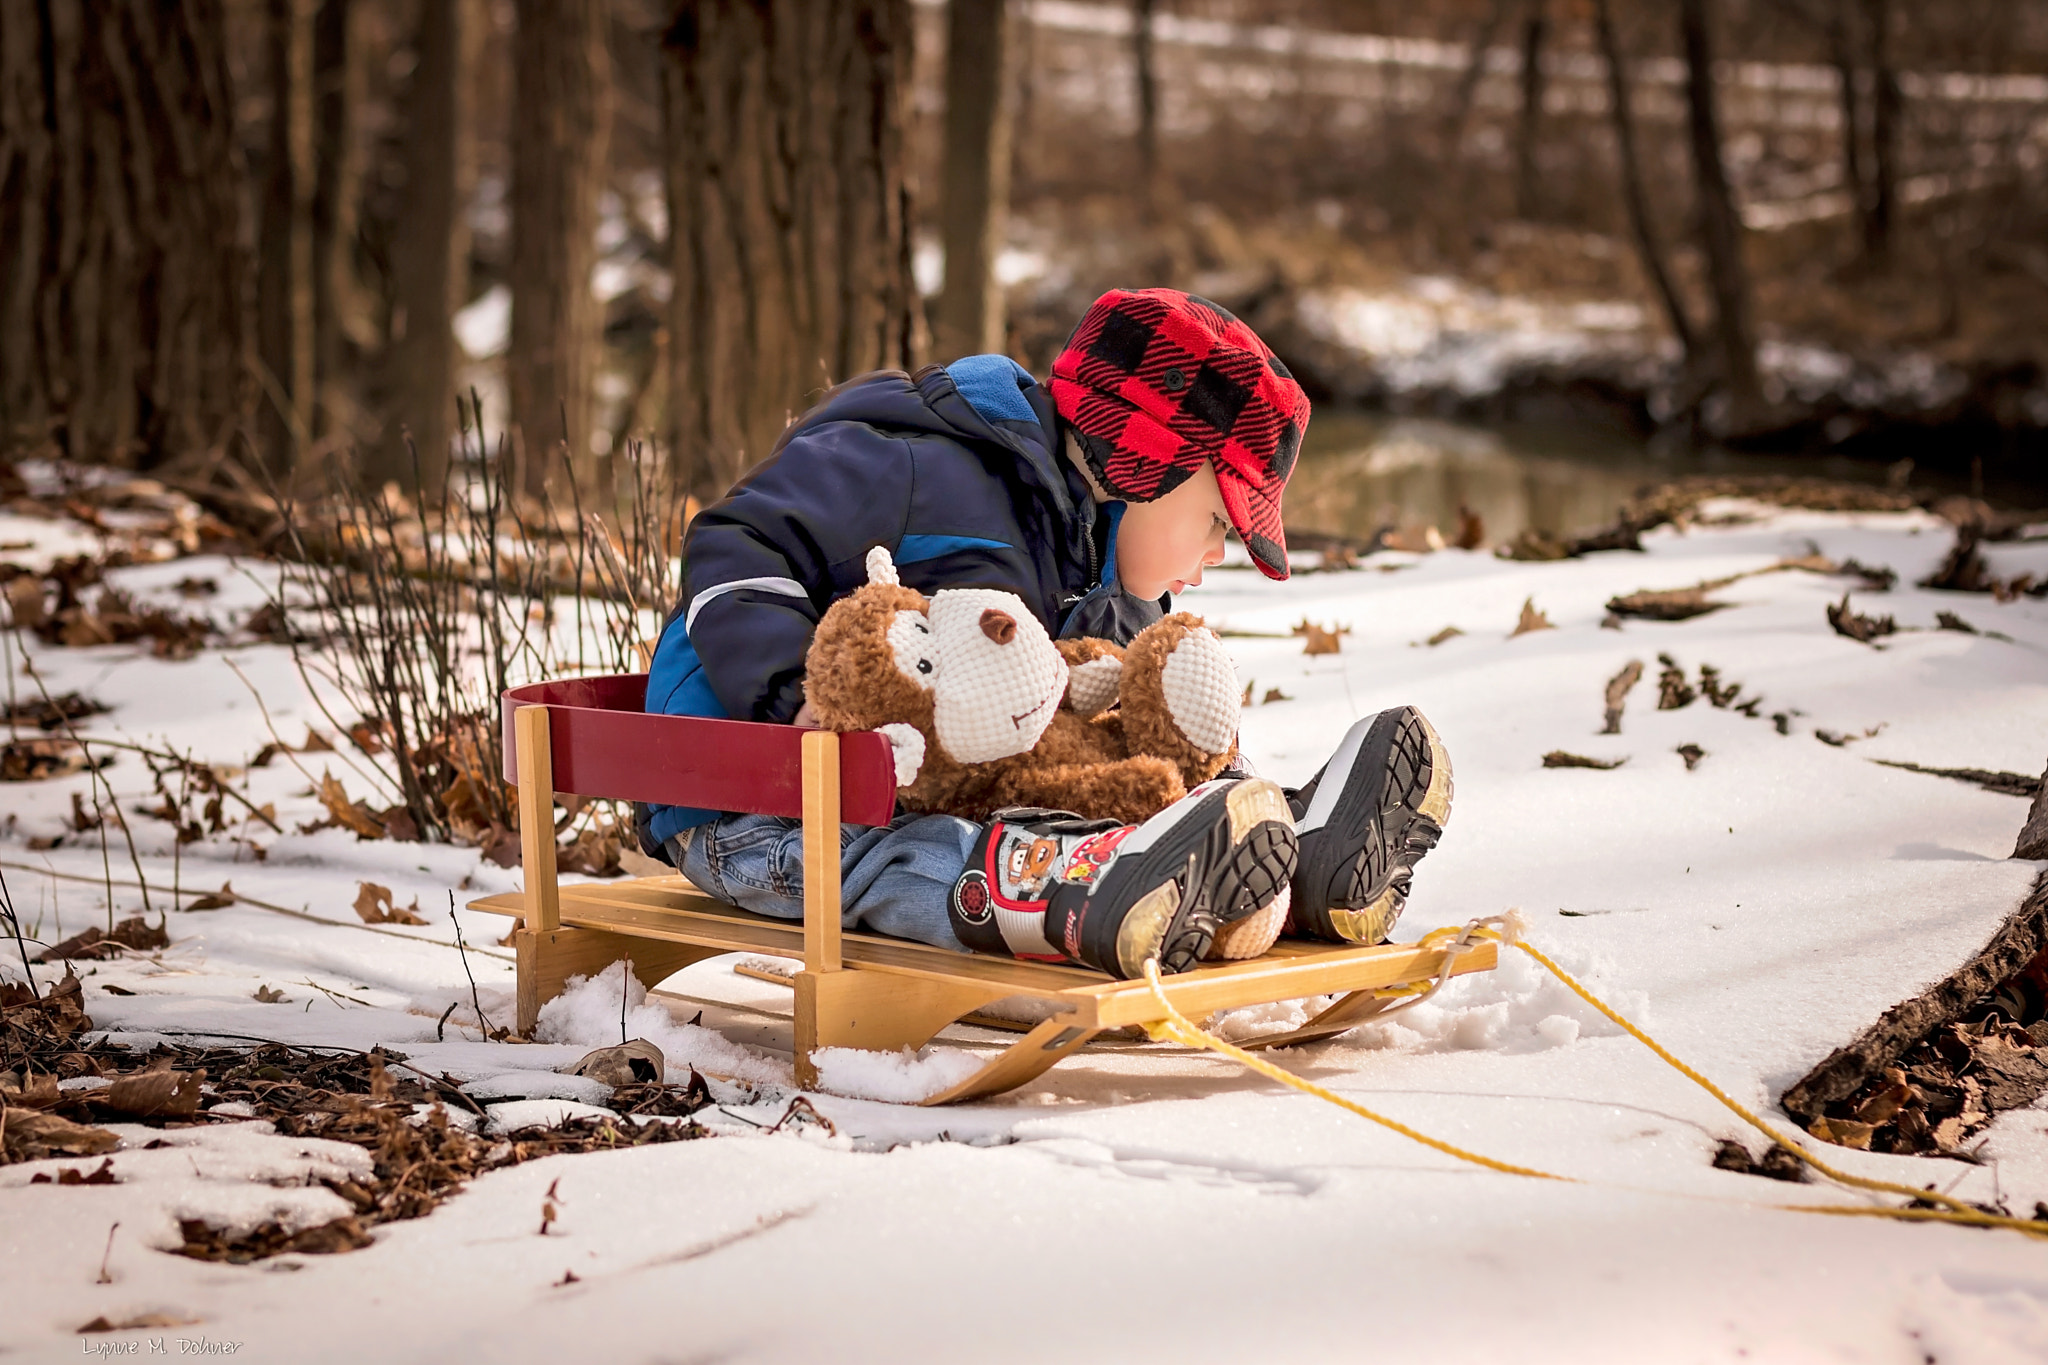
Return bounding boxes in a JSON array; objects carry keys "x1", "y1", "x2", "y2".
[{"x1": 1216, "y1": 467, "x2": 1289, "y2": 581}]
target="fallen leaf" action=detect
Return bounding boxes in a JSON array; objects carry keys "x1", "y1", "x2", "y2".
[
  {"x1": 1292, "y1": 618, "x2": 1351, "y2": 655},
  {"x1": 183, "y1": 882, "x2": 235, "y2": 911},
  {"x1": 2, "y1": 1109, "x2": 120, "y2": 1161},
  {"x1": 1259, "y1": 687, "x2": 1291, "y2": 705},
  {"x1": 1809, "y1": 1116, "x2": 1875, "y2": 1150},
  {"x1": 1452, "y1": 506, "x2": 1485, "y2": 551},
  {"x1": 1676, "y1": 743, "x2": 1706, "y2": 771},
  {"x1": 0, "y1": 737, "x2": 99, "y2": 782},
  {"x1": 1655, "y1": 654, "x2": 1697, "y2": 709},
  {"x1": 3, "y1": 576, "x2": 47, "y2": 629},
  {"x1": 1381, "y1": 524, "x2": 1443, "y2": 554},
  {"x1": 1542, "y1": 751, "x2": 1626, "y2": 771},
  {"x1": 1426, "y1": 626, "x2": 1463, "y2": 647},
  {"x1": 100, "y1": 1068, "x2": 204, "y2": 1119},
  {"x1": 34, "y1": 1157, "x2": 120, "y2": 1186},
  {"x1": 1606, "y1": 586, "x2": 1729, "y2": 621},
  {"x1": 36, "y1": 916, "x2": 168, "y2": 962},
  {"x1": 252, "y1": 985, "x2": 290, "y2": 1004},
  {"x1": 78, "y1": 1312, "x2": 199, "y2": 1334},
  {"x1": 481, "y1": 825, "x2": 522, "y2": 869},
  {"x1": 352, "y1": 882, "x2": 428, "y2": 926},
  {"x1": 1601, "y1": 660, "x2": 1644, "y2": 734},
  {"x1": 317, "y1": 771, "x2": 387, "y2": 840},
  {"x1": 1509, "y1": 597, "x2": 1554, "y2": 637},
  {"x1": 1826, "y1": 592, "x2": 1896, "y2": 645}
]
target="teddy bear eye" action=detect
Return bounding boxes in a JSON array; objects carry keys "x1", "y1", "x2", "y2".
[{"x1": 886, "y1": 609, "x2": 938, "y2": 690}]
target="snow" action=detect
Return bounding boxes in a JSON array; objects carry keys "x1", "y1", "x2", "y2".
[
  {"x1": 533, "y1": 962, "x2": 791, "y2": 1089},
  {"x1": 1297, "y1": 277, "x2": 1661, "y2": 397},
  {"x1": 3, "y1": 502, "x2": 2048, "y2": 1359},
  {"x1": 810, "y1": 1045, "x2": 987, "y2": 1104}
]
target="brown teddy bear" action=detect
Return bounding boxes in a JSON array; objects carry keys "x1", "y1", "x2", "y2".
[{"x1": 803, "y1": 546, "x2": 1244, "y2": 827}]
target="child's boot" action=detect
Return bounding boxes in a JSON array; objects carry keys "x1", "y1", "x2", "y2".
[
  {"x1": 1286, "y1": 707, "x2": 1452, "y2": 946},
  {"x1": 948, "y1": 779, "x2": 1297, "y2": 978}
]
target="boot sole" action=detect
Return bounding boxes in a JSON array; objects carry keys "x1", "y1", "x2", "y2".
[
  {"x1": 1080, "y1": 779, "x2": 1297, "y2": 978},
  {"x1": 1293, "y1": 708, "x2": 1452, "y2": 945}
]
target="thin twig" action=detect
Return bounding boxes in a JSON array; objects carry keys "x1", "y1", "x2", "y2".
[
  {"x1": 12, "y1": 629, "x2": 140, "y2": 922},
  {"x1": 0, "y1": 859, "x2": 514, "y2": 961},
  {"x1": 0, "y1": 863, "x2": 36, "y2": 997},
  {"x1": 450, "y1": 891, "x2": 502, "y2": 1039}
]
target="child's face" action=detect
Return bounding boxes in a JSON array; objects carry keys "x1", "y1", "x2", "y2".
[{"x1": 1116, "y1": 461, "x2": 1231, "y2": 600}]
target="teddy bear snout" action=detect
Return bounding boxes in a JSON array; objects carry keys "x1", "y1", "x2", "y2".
[{"x1": 979, "y1": 609, "x2": 1017, "y2": 645}]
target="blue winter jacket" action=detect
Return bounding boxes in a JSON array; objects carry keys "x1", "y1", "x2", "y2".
[{"x1": 638, "y1": 355, "x2": 1167, "y2": 855}]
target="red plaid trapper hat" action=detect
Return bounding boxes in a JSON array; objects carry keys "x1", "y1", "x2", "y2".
[{"x1": 1047, "y1": 288, "x2": 1308, "y2": 580}]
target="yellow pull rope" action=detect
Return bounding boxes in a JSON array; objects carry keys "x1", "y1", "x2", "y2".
[
  {"x1": 1141, "y1": 925, "x2": 2048, "y2": 1241},
  {"x1": 1506, "y1": 935, "x2": 1973, "y2": 1213},
  {"x1": 1140, "y1": 959, "x2": 1567, "y2": 1182}
]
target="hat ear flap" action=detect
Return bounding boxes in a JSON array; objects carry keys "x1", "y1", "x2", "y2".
[{"x1": 865, "y1": 545, "x2": 900, "y2": 587}]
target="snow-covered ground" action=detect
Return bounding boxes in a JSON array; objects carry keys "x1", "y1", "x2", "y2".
[{"x1": 4, "y1": 499, "x2": 2048, "y2": 1363}]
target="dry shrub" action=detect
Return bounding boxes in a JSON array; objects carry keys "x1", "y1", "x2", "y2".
[{"x1": 270, "y1": 399, "x2": 686, "y2": 867}]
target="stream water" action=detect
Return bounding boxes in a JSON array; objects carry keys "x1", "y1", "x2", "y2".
[{"x1": 1288, "y1": 410, "x2": 2043, "y2": 547}]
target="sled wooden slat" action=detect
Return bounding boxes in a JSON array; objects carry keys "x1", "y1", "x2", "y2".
[{"x1": 482, "y1": 676, "x2": 1498, "y2": 1104}]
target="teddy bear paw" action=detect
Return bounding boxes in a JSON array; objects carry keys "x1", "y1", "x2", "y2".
[
  {"x1": 1159, "y1": 627, "x2": 1239, "y2": 756},
  {"x1": 1065, "y1": 655, "x2": 1123, "y2": 718},
  {"x1": 877, "y1": 723, "x2": 926, "y2": 786}
]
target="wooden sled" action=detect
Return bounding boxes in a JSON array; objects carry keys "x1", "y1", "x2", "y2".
[{"x1": 472, "y1": 676, "x2": 1497, "y2": 1105}]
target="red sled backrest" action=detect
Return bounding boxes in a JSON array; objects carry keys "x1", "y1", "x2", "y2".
[{"x1": 500, "y1": 675, "x2": 899, "y2": 825}]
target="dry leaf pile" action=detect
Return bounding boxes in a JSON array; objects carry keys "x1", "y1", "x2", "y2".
[
  {"x1": 1920, "y1": 524, "x2": 2048, "y2": 601},
  {"x1": 0, "y1": 736, "x2": 103, "y2": 782},
  {"x1": 3, "y1": 976, "x2": 718, "y2": 1262},
  {"x1": 0, "y1": 690, "x2": 108, "y2": 731},
  {"x1": 1807, "y1": 943, "x2": 2048, "y2": 1158}
]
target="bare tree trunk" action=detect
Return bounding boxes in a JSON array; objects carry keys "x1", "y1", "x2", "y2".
[
  {"x1": 660, "y1": 0, "x2": 923, "y2": 499},
  {"x1": 935, "y1": 0, "x2": 1013, "y2": 361},
  {"x1": 260, "y1": 0, "x2": 318, "y2": 471},
  {"x1": 1514, "y1": 2, "x2": 1547, "y2": 220},
  {"x1": 1862, "y1": 0, "x2": 1898, "y2": 261},
  {"x1": 1827, "y1": 1, "x2": 1867, "y2": 242},
  {"x1": 1677, "y1": 0, "x2": 1762, "y2": 419},
  {"x1": 1132, "y1": 0, "x2": 1160, "y2": 222},
  {"x1": 1594, "y1": 0, "x2": 1697, "y2": 366},
  {"x1": 380, "y1": 0, "x2": 480, "y2": 489},
  {"x1": 0, "y1": 1, "x2": 251, "y2": 470},
  {"x1": 312, "y1": 0, "x2": 366, "y2": 452},
  {"x1": 1444, "y1": 0, "x2": 1513, "y2": 156},
  {"x1": 509, "y1": 0, "x2": 611, "y2": 498}
]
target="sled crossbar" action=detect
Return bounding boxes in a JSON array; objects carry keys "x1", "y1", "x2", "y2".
[{"x1": 480, "y1": 676, "x2": 1496, "y2": 1104}]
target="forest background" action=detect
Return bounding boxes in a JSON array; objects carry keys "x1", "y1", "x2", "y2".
[{"x1": 4, "y1": 0, "x2": 2047, "y2": 522}]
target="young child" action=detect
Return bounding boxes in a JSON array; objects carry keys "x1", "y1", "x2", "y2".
[{"x1": 638, "y1": 288, "x2": 1450, "y2": 978}]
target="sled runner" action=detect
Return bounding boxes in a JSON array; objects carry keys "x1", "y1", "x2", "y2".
[{"x1": 466, "y1": 675, "x2": 1497, "y2": 1104}]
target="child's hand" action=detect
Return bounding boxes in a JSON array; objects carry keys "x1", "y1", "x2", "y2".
[{"x1": 793, "y1": 700, "x2": 821, "y2": 728}]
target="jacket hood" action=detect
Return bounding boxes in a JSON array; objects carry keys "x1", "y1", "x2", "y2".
[{"x1": 771, "y1": 365, "x2": 1089, "y2": 533}]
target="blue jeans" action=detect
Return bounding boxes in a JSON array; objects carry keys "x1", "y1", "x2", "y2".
[{"x1": 668, "y1": 811, "x2": 979, "y2": 953}]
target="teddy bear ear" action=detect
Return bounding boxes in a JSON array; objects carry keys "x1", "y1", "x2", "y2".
[{"x1": 864, "y1": 545, "x2": 900, "y2": 588}]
